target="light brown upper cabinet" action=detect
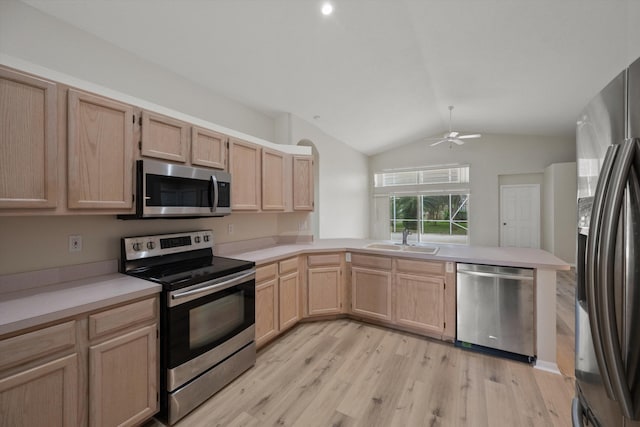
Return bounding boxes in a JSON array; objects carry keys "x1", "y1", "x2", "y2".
[
  {"x1": 140, "y1": 111, "x2": 189, "y2": 163},
  {"x1": 229, "y1": 138, "x2": 261, "y2": 210},
  {"x1": 262, "y1": 148, "x2": 286, "y2": 211},
  {"x1": 191, "y1": 126, "x2": 227, "y2": 170},
  {"x1": 67, "y1": 89, "x2": 134, "y2": 210},
  {"x1": 0, "y1": 67, "x2": 58, "y2": 209},
  {"x1": 292, "y1": 155, "x2": 314, "y2": 211}
]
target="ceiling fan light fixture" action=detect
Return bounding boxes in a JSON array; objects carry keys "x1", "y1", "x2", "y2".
[{"x1": 427, "y1": 105, "x2": 481, "y2": 148}]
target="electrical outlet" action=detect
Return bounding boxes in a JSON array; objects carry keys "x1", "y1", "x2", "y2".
[
  {"x1": 69, "y1": 235, "x2": 82, "y2": 252},
  {"x1": 298, "y1": 220, "x2": 308, "y2": 231},
  {"x1": 228, "y1": 224, "x2": 234, "y2": 234}
]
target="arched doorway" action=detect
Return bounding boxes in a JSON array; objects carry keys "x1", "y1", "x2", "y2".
[{"x1": 297, "y1": 139, "x2": 319, "y2": 239}]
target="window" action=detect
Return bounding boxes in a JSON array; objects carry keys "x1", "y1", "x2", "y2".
[{"x1": 373, "y1": 165, "x2": 470, "y2": 244}]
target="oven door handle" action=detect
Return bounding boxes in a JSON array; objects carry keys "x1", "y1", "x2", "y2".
[{"x1": 169, "y1": 269, "x2": 255, "y2": 307}]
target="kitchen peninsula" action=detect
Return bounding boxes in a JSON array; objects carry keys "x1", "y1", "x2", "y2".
[{"x1": 221, "y1": 238, "x2": 570, "y2": 373}]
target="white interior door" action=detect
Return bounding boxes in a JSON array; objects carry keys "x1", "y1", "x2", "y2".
[{"x1": 500, "y1": 184, "x2": 540, "y2": 248}]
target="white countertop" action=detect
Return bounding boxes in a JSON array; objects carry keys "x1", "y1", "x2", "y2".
[
  {"x1": 226, "y1": 238, "x2": 571, "y2": 270},
  {"x1": 0, "y1": 264, "x2": 161, "y2": 337}
]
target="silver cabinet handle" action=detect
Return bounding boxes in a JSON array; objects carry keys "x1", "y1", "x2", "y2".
[
  {"x1": 210, "y1": 175, "x2": 219, "y2": 213},
  {"x1": 586, "y1": 143, "x2": 618, "y2": 400},
  {"x1": 599, "y1": 138, "x2": 636, "y2": 418}
]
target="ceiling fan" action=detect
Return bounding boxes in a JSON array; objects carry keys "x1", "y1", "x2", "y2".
[{"x1": 428, "y1": 106, "x2": 481, "y2": 147}]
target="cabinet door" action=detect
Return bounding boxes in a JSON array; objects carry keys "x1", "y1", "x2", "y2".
[
  {"x1": 0, "y1": 354, "x2": 78, "y2": 427},
  {"x1": 351, "y1": 267, "x2": 392, "y2": 321},
  {"x1": 89, "y1": 324, "x2": 158, "y2": 427},
  {"x1": 262, "y1": 148, "x2": 286, "y2": 210},
  {"x1": 0, "y1": 68, "x2": 58, "y2": 209},
  {"x1": 279, "y1": 271, "x2": 299, "y2": 332},
  {"x1": 191, "y1": 126, "x2": 227, "y2": 169},
  {"x1": 67, "y1": 89, "x2": 133, "y2": 209},
  {"x1": 292, "y1": 155, "x2": 314, "y2": 211},
  {"x1": 229, "y1": 138, "x2": 261, "y2": 210},
  {"x1": 308, "y1": 266, "x2": 342, "y2": 316},
  {"x1": 140, "y1": 111, "x2": 189, "y2": 163},
  {"x1": 256, "y1": 278, "x2": 279, "y2": 347},
  {"x1": 395, "y1": 273, "x2": 445, "y2": 336}
]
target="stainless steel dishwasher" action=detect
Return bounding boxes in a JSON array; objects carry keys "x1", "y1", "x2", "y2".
[{"x1": 456, "y1": 263, "x2": 535, "y2": 363}]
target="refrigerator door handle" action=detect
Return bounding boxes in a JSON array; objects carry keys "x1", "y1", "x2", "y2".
[
  {"x1": 586, "y1": 143, "x2": 619, "y2": 399},
  {"x1": 599, "y1": 138, "x2": 636, "y2": 418},
  {"x1": 571, "y1": 397, "x2": 585, "y2": 427}
]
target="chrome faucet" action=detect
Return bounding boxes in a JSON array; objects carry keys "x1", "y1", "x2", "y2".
[{"x1": 402, "y1": 229, "x2": 412, "y2": 245}]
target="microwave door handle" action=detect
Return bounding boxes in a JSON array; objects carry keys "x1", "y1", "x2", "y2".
[
  {"x1": 599, "y1": 139, "x2": 636, "y2": 418},
  {"x1": 586, "y1": 143, "x2": 619, "y2": 400},
  {"x1": 210, "y1": 175, "x2": 218, "y2": 213}
]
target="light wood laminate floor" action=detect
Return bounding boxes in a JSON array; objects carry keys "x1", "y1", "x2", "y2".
[{"x1": 153, "y1": 270, "x2": 577, "y2": 427}]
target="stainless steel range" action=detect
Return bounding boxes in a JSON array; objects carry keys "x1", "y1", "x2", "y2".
[{"x1": 120, "y1": 230, "x2": 256, "y2": 425}]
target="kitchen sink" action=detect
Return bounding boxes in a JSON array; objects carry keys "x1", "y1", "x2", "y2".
[
  {"x1": 402, "y1": 245, "x2": 439, "y2": 255},
  {"x1": 364, "y1": 242, "x2": 439, "y2": 255},
  {"x1": 365, "y1": 243, "x2": 402, "y2": 251}
]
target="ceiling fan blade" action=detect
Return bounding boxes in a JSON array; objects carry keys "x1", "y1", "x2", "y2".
[
  {"x1": 430, "y1": 139, "x2": 446, "y2": 146},
  {"x1": 452, "y1": 138, "x2": 466, "y2": 145},
  {"x1": 458, "y1": 134, "x2": 481, "y2": 139}
]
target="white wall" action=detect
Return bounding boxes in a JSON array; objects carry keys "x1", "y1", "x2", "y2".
[
  {"x1": 369, "y1": 134, "x2": 575, "y2": 246},
  {"x1": 543, "y1": 162, "x2": 577, "y2": 264},
  {"x1": 0, "y1": 0, "x2": 275, "y2": 142},
  {"x1": 289, "y1": 115, "x2": 369, "y2": 239}
]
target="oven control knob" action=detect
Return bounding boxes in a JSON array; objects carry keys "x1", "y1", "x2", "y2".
[
  {"x1": 146, "y1": 242, "x2": 155, "y2": 250},
  {"x1": 194, "y1": 236, "x2": 201, "y2": 243},
  {"x1": 203, "y1": 235, "x2": 210, "y2": 242},
  {"x1": 132, "y1": 242, "x2": 142, "y2": 252}
]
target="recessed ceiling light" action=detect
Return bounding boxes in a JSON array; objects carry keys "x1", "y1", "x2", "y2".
[{"x1": 321, "y1": 2, "x2": 333, "y2": 16}]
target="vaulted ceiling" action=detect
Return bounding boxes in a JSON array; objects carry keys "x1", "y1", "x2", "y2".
[{"x1": 21, "y1": 0, "x2": 640, "y2": 155}]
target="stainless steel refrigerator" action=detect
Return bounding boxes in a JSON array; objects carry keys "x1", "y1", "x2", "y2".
[{"x1": 573, "y1": 57, "x2": 640, "y2": 426}]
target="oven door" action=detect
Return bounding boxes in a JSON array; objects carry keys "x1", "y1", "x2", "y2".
[
  {"x1": 165, "y1": 270, "x2": 255, "y2": 385},
  {"x1": 141, "y1": 159, "x2": 231, "y2": 217}
]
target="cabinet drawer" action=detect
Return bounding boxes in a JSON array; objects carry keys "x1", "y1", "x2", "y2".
[
  {"x1": 395, "y1": 258, "x2": 445, "y2": 276},
  {"x1": 256, "y1": 263, "x2": 278, "y2": 283},
  {"x1": 279, "y1": 257, "x2": 298, "y2": 275},
  {"x1": 351, "y1": 253, "x2": 392, "y2": 270},
  {"x1": 0, "y1": 320, "x2": 76, "y2": 370},
  {"x1": 307, "y1": 253, "x2": 341, "y2": 267},
  {"x1": 89, "y1": 298, "x2": 157, "y2": 340}
]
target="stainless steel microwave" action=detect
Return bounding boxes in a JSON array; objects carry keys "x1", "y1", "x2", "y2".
[{"x1": 120, "y1": 159, "x2": 231, "y2": 219}]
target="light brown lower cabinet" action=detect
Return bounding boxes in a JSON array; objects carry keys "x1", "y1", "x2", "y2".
[
  {"x1": 393, "y1": 258, "x2": 452, "y2": 340},
  {"x1": 255, "y1": 258, "x2": 300, "y2": 348},
  {"x1": 0, "y1": 354, "x2": 78, "y2": 427},
  {"x1": 278, "y1": 260, "x2": 300, "y2": 332},
  {"x1": 256, "y1": 273, "x2": 279, "y2": 347},
  {"x1": 0, "y1": 295, "x2": 159, "y2": 427},
  {"x1": 89, "y1": 325, "x2": 157, "y2": 427},
  {"x1": 350, "y1": 253, "x2": 393, "y2": 322},
  {"x1": 307, "y1": 253, "x2": 343, "y2": 316},
  {"x1": 395, "y1": 273, "x2": 445, "y2": 336}
]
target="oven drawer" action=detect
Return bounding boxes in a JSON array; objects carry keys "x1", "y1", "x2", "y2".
[{"x1": 89, "y1": 297, "x2": 157, "y2": 340}]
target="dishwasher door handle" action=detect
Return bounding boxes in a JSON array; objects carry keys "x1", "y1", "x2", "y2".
[{"x1": 457, "y1": 270, "x2": 533, "y2": 281}]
